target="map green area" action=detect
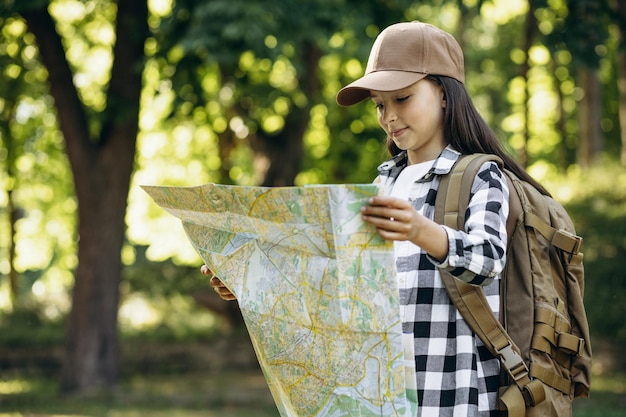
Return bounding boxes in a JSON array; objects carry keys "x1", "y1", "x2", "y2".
[{"x1": 142, "y1": 183, "x2": 417, "y2": 417}]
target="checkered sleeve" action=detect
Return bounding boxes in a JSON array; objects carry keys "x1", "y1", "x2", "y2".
[{"x1": 434, "y1": 161, "x2": 509, "y2": 286}]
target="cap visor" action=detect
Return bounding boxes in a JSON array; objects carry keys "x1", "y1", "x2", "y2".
[{"x1": 336, "y1": 71, "x2": 427, "y2": 106}]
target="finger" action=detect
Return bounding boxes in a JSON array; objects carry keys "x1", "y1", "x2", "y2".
[
  {"x1": 200, "y1": 265, "x2": 212, "y2": 276},
  {"x1": 220, "y1": 293, "x2": 237, "y2": 301},
  {"x1": 362, "y1": 205, "x2": 393, "y2": 220},
  {"x1": 209, "y1": 276, "x2": 223, "y2": 287},
  {"x1": 363, "y1": 208, "x2": 403, "y2": 225},
  {"x1": 362, "y1": 201, "x2": 406, "y2": 220},
  {"x1": 367, "y1": 195, "x2": 394, "y2": 206},
  {"x1": 368, "y1": 195, "x2": 409, "y2": 209},
  {"x1": 214, "y1": 285, "x2": 236, "y2": 301},
  {"x1": 211, "y1": 281, "x2": 225, "y2": 292},
  {"x1": 215, "y1": 286, "x2": 230, "y2": 296}
]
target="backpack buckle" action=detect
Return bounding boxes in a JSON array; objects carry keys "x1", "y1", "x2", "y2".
[
  {"x1": 498, "y1": 343, "x2": 529, "y2": 382},
  {"x1": 555, "y1": 229, "x2": 582, "y2": 254}
]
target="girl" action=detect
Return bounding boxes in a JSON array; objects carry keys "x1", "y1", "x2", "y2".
[{"x1": 206, "y1": 21, "x2": 549, "y2": 416}]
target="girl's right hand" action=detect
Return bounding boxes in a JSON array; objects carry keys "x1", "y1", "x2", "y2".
[{"x1": 201, "y1": 265, "x2": 237, "y2": 301}]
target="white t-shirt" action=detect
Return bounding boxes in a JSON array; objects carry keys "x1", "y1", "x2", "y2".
[
  {"x1": 389, "y1": 160, "x2": 434, "y2": 199},
  {"x1": 387, "y1": 159, "x2": 436, "y2": 403}
]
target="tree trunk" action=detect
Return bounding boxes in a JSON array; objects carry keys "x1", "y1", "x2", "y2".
[
  {"x1": 552, "y1": 58, "x2": 574, "y2": 170},
  {"x1": 615, "y1": 0, "x2": 626, "y2": 165},
  {"x1": 8, "y1": 184, "x2": 19, "y2": 304},
  {"x1": 258, "y1": 41, "x2": 321, "y2": 187},
  {"x1": 205, "y1": 42, "x2": 323, "y2": 330},
  {"x1": 1, "y1": 112, "x2": 20, "y2": 304},
  {"x1": 618, "y1": 53, "x2": 626, "y2": 166},
  {"x1": 22, "y1": 0, "x2": 148, "y2": 394},
  {"x1": 577, "y1": 67, "x2": 604, "y2": 168},
  {"x1": 520, "y1": 1, "x2": 539, "y2": 168},
  {"x1": 259, "y1": 109, "x2": 307, "y2": 187}
]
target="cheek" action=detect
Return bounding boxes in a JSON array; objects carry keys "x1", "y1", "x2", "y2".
[
  {"x1": 414, "y1": 100, "x2": 441, "y2": 122},
  {"x1": 377, "y1": 113, "x2": 387, "y2": 129}
]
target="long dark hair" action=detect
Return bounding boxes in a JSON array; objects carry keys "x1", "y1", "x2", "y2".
[{"x1": 386, "y1": 75, "x2": 550, "y2": 196}]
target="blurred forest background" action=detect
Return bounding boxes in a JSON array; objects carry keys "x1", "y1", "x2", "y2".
[{"x1": 0, "y1": 0, "x2": 625, "y2": 415}]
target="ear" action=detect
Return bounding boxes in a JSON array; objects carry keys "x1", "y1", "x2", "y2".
[{"x1": 437, "y1": 85, "x2": 446, "y2": 108}]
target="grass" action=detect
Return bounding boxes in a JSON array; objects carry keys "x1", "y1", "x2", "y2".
[
  {"x1": 0, "y1": 369, "x2": 280, "y2": 417},
  {"x1": 573, "y1": 371, "x2": 626, "y2": 417},
  {"x1": 0, "y1": 368, "x2": 624, "y2": 417}
]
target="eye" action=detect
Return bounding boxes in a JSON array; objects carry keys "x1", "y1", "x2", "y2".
[
  {"x1": 396, "y1": 95, "x2": 410, "y2": 103},
  {"x1": 373, "y1": 102, "x2": 384, "y2": 110}
]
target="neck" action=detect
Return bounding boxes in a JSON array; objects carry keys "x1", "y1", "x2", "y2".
[{"x1": 406, "y1": 145, "x2": 445, "y2": 165}]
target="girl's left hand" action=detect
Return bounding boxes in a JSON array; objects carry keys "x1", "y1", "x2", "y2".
[{"x1": 201, "y1": 265, "x2": 237, "y2": 301}]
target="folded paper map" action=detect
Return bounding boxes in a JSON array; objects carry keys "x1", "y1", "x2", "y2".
[{"x1": 142, "y1": 183, "x2": 417, "y2": 417}]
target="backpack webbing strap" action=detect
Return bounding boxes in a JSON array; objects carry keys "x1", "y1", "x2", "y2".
[
  {"x1": 438, "y1": 269, "x2": 546, "y2": 414},
  {"x1": 529, "y1": 362, "x2": 571, "y2": 393},
  {"x1": 435, "y1": 154, "x2": 547, "y2": 415},
  {"x1": 534, "y1": 306, "x2": 585, "y2": 357},
  {"x1": 525, "y1": 212, "x2": 583, "y2": 256}
]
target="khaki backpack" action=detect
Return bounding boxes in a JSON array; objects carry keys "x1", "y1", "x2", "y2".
[{"x1": 434, "y1": 153, "x2": 592, "y2": 417}]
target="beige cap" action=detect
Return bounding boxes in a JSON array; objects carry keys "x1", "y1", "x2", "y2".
[{"x1": 336, "y1": 21, "x2": 465, "y2": 106}]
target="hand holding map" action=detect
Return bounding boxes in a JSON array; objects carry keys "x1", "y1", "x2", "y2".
[{"x1": 142, "y1": 183, "x2": 417, "y2": 417}]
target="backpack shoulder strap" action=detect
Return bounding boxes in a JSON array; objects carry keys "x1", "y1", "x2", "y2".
[
  {"x1": 434, "y1": 153, "x2": 545, "y2": 415},
  {"x1": 435, "y1": 153, "x2": 507, "y2": 229}
]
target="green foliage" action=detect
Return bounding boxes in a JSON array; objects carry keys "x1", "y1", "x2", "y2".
[
  {"x1": 0, "y1": 0, "x2": 48, "y2": 16},
  {"x1": 154, "y1": 0, "x2": 416, "y2": 186},
  {"x1": 561, "y1": 0, "x2": 610, "y2": 69},
  {"x1": 123, "y1": 245, "x2": 200, "y2": 297},
  {"x1": 557, "y1": 162, "x2": 626, "y2": 344},
  {"x1": 1, "y1": 0, "x2": 626, "y2": 385},
  {"x1": 0, "y1": 305, "x2": 64, "y2": 347},
  {"x1": 0, "y1": 368, "x2": 623, "y2": 416},
  {"x1": 0, "y1": 370, "x2": 281, "y2": 416},
  {"x1": 0, "y1": 12, "x2": 76, "y2": 309},
  {"x1": 116, "y1": 245, "x2": 222, "y2": 341}
]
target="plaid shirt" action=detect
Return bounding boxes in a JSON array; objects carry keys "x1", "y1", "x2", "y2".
[{"x1": 377, "y1": 146, "x2": 509, "y2": 417}]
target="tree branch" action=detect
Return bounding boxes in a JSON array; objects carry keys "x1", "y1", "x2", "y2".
[{"x1": 21, "y1": 6, "x2": 95, "y2": 172}]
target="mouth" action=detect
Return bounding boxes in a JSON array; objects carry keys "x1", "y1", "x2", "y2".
[{"x1": 390, "y1": 127, "x2": 407, "y2": 137}]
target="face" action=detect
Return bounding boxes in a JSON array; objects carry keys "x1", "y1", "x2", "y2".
[{"x1": 371, "y1": 79, "x2": 446, "y2": 164}]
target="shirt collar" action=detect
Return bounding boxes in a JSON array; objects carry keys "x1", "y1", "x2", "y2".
[{"x1": 377, "y1": 145, "x2": 461, "y2": 181}]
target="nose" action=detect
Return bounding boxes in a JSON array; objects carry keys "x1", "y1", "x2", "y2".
[{"x1": 381, "y1": 104, "x2": 397, "y2": 125}]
